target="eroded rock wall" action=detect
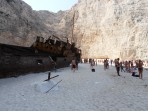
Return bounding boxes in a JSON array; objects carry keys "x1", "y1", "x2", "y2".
[
  {"x1": 0, "y1": 0, "x2": 51, "y2": 46},
  {"x1": 71, "y1": 0, "x2": 148, "y2": 59},
  {"x1": 0, "y1": 0, "x2": 148, "y2": 60}
]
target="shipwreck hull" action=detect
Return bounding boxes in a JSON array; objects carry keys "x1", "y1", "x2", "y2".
[{"x1": 0, "y1": 43, "x2": 70, "y2": 78}]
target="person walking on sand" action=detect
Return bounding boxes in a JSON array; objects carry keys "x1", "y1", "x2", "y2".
[
  {"x1": 71, "y1": 57, "x2": 76, "y2": 72},
  {"x1": 138, "y1": 60, "x2": 143, "y2": 79},
  {"x1": 106, "y1": 59, "x2": 109, "y2": 69},
  {"x1": 120, "y1": 61, "x2": 125, "y2": 72},
  {"x1": 90, "y1": 59, "x2": 95, "y2": 69},
  {"x1": 104, "y1": 59, "x2": 108, "y2": 70},
  {"x1": 125, "y1": 61, "x2": 128, "y2": 72},
  {"x1": 110, "y1": 60, "x2": 113, "y2": 66},
  {"x1": 115, "y1": 58, "x2": 120, "y2": 76},
  {"x1": 76, "y1": 59, "x2": 78, "y2": 70}
]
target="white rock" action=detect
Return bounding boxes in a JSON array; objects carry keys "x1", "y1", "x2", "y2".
[{"x1": 34, "y1": 80, "x2": 58, "y2": 93}]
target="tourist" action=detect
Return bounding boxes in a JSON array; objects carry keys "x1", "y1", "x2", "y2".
[
  {"x1": 110, "y1": 60, "x2": 113, "y2": 66},
  {"x1": 125, "y1": 61, "x2": 128, "y2": 72},
  {"x1": 120, "y1": 61, "x2": 125, "y2": 72},
  {"x1": 76, "y1": 59, "x2": 79, "y2": 70},
  {"x1": 138, "y1": 60, "x2": 143, "y2": 79},
  {"x1": 104, "y1": 59, "x2": 108, "y2": 70},
  {"x1": 115, "y1": 58, "x2": 120, "y2": 76},
  {"x1": 131, "y1": 65, "x2": 137, "y2": 77},
  {"x1": 90, "y1": 59, "x2": 95, "y2": 69},
  {"x1": 71, "y1": 57, "x2": 76, "y2": 72},
  {"x1": 127, "y1": 61, "x2": 131, "y2": 73},
  {"x1": 106, "y1": 59, "x2": 109, "y2": 69}
]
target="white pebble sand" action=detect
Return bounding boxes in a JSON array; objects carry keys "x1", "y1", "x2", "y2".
[{"x1": 0, "y1": 63, "x2": 148, "y2": 111}]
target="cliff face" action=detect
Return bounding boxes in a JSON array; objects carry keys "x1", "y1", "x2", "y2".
[
  {"x1": 0, "y1": 0, "x2": 51, "y2": 46},
  {"x1": 36, "y1": 10, "x2": 76, "y2": 42},
  {"x1": 0, "y1": 0, "x2": 148, "y2": 60},
  {"x1": 71, "y1": 0, "x2": 148, "y2": 59}
]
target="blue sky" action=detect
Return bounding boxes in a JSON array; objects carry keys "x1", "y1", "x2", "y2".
[{"x1": 22, "y1": 0, "x2": 78, "y2": 13}]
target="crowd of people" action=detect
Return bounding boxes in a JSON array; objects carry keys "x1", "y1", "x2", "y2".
[
  {"x1": 115, "y1": 59, "x2": 144, "y2": 79},
  {"x1": 106, "y1": 58, "x2": 144, "y2": 79},
  {"x1": 71, "y1": 58, "x2": 145, "y2": 79},
  {"x1": 81, "y1": 58, "x2": 145, "y2": 79}
]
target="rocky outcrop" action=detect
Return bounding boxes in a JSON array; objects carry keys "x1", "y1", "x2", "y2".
[
  {"x1": 36, "y1": 10, "x2": 76, "y2": 42},
  {"x1": 37, "y1": 0, "x2": 148, "y2": 60},
  {"x1": 0, "y1": 0, "x2": 51, "y2": 47},
  {"x1": 70, "y1": 0, "x2": 148, "y2": 60},
  {"x1": 0, "y1": 0, "x2": 148, "y2": 60}
]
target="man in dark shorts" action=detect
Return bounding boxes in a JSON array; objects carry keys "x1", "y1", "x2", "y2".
[
  {"x1": 115, "y1": 58, "x2": 120, "y2": 76},
  {"x1": 138, "y1": 60, "x2": 143, "y2": 79},
  {"x1": 71, "y1": 58, "x2": 76, "y2": 72}
]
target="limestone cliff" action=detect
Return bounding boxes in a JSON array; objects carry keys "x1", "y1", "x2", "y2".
[
  {"x1": 0, "y1": 0, "x2": 148, "y2": 60},
  {"x1": 37, "y1": 0, "x2": 148, "y2": 60},
  {"x1": 0, "y1": 0, "x2": 51, "y2": 46},
  {"x1": 36, "y1": 10, "x2": 76, "y2": 42},
  {"x1": 71, "y1": 0, "x2": 148, "y2": 60}
]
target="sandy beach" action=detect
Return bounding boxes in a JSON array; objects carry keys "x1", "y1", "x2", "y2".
[{"x1": 0, "y1": 63, "x2": 148, "y2": 111}]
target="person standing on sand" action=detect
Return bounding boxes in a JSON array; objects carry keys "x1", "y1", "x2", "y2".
[
  {"x1": 76, "y1": 59, "x2": 78, "y2": 70},
  {"x1": 106, "y1": 59, "x2": 109, "y2": 69},
  {"x1": 125, "y1": 61, "x2": 128, "y2": 72},
  {"x1": 120, "y1": 61, "x2": 125, "y2": 72},
  {"x1": 138, "y1": 60, "x2": 143, "y2": 79},
  {"x1": 95, "y1": 60, "x2": 97, "y2": 66},
  {"x1": 115, "y1": 58, "x2": 120, "y2": 76},
  {"x1": 71, "y1": 57, "x2": 76, "y2": 72},
  {"x1": 90, "y1": 59, "x2": 95, "y2": 69},
  {"x1": 110, "y1": 60, "x2": 113, "y2": 66},
  {"x1": 104, "y1": 59, "x2": 107, "y2": 70}
]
